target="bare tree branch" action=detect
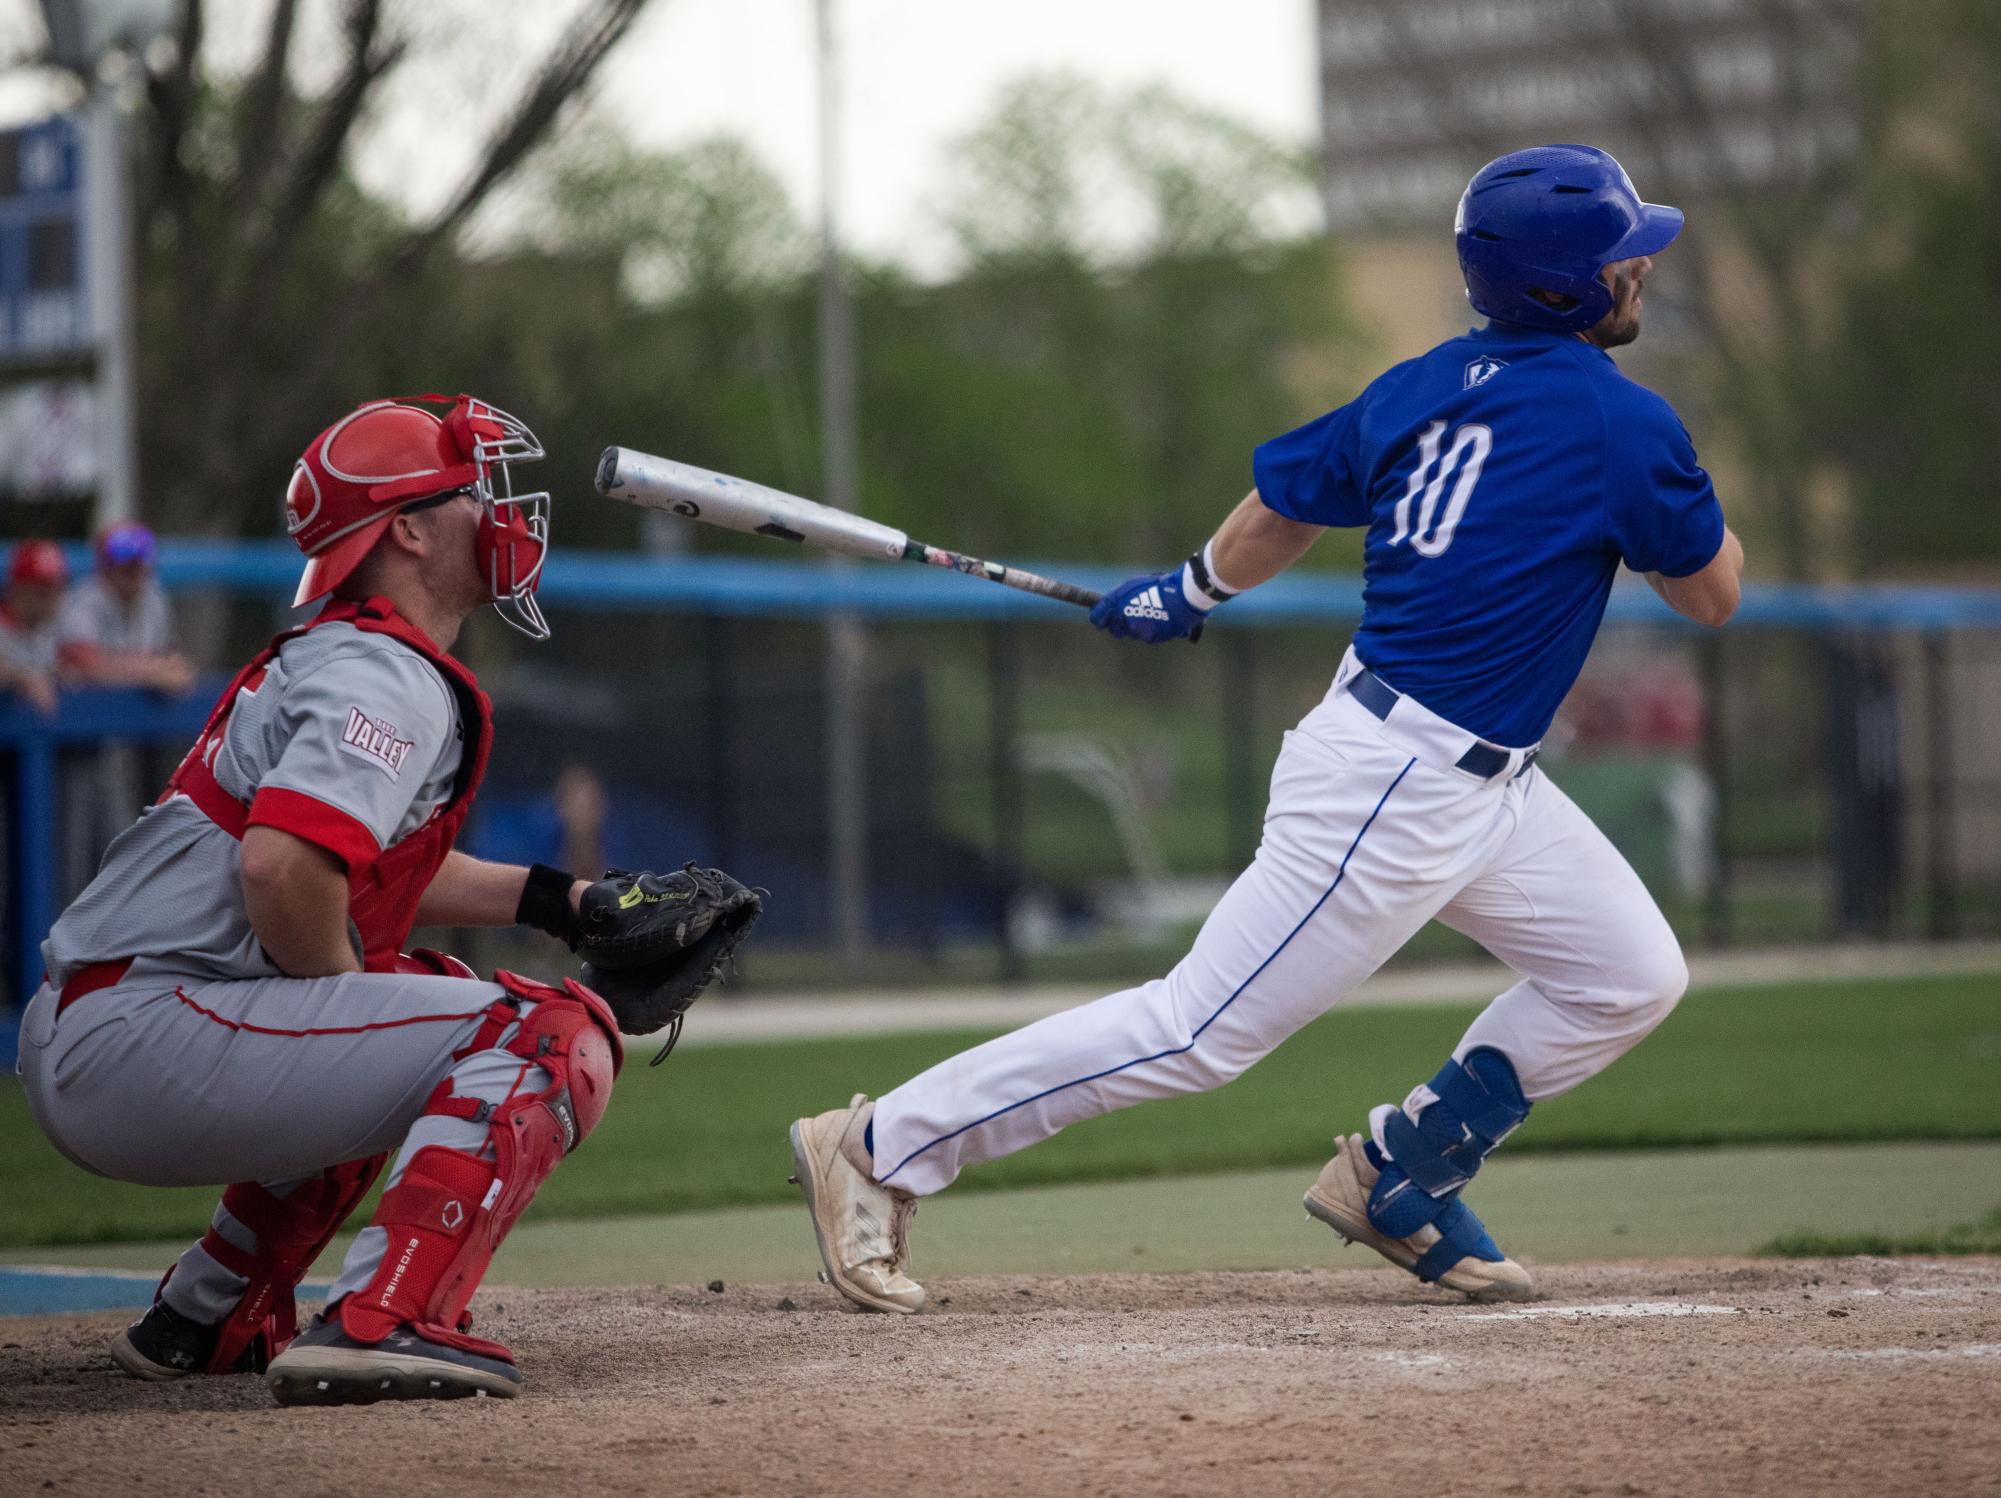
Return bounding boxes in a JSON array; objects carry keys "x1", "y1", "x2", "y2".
[
  {"x1": 226, "y1": 0, "x2": 302, "y2": 216},
  {"x1": 258, "y1": 0, "x2": 403, "y2": 257},
  {"x1": 403, "y1": 0, "x2": 651, "y2": 260},
  {"x1": 139, "y1": 0, "x2": 204, "y2": 237},
  {"x1": 201, "y1": 0, "x2": 404, "y2": 386},
  {"x1": 134, "y1": 0, "x2": 661, "y2": 532},
  {"x1": 161, "y1": 0, "x2": 403, "y2": 526},
  {"x1": 138, "y1": 0, "x2": 213, "y2": 396},
  {"x1": 258, "y1": 0, "x2": 652, "y2": 419}
]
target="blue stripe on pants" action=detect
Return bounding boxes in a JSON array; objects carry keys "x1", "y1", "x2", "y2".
[{"x1": 880, "y1": 755, "x2": 1419, "y2": 1185}]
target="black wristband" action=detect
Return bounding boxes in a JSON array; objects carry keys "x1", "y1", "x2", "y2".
[
  {"x1": 1185, "y1": 546, "x2": 1239, "y2": 607},
  {"x1": 517, "y1": 862, "x2": 579, "y2": 943}
]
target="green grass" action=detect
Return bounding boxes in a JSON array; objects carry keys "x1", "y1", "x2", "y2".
[
  {"x1": 735, "y1": 915, "x2": 1493, "y2": 991},
  {"x1": 1758, "y1": 1206, "x2": 2001, "y2": 1258},
  {"x1": 5, "y1": 971, "x2": 1999, "y2": 1250}
]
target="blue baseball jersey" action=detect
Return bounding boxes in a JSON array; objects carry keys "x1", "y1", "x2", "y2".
[{"x1": 1253, "y1": 324, "x2": 1725, "y2": 747}]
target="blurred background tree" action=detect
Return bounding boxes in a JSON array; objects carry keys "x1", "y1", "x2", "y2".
[
  {"x1": 485, "y1": 70, "x2": 1358, "y2": 562},
  {"x1": 125, "y1": 0, "x2": 652, "y2": 534},
  {"x1": 862, "y1": 73, "x2": 1355, "y2": 562},
  {"x1": 1574, "y1": 0, "x2": 2000, "y2": 580},
  {"x1": 1785, "y1": 0, "x2": 2001, "y2": 574},
  {"x1": 105, "y1": 16, "x2": 1359, "y2": 566}
]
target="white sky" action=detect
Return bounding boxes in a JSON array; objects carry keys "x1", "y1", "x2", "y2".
[{"x1": 0, "y1": 0, "x2": 1322, "y2": 269}]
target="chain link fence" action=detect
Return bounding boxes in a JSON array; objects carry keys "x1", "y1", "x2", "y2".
[{"x1": 5, "y1": 546, "x2": 1999, "y2": 1014}]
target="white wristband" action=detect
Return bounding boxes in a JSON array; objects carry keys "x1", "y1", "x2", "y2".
[{"x1": 1180, "y1": 541, "x2": 1242, "y2": 612}]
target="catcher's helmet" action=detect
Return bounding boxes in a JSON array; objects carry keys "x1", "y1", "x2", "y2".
[
  {"x1": 286, "y1": 394, "x2": 551, "y2": 638},
  {"x1": 1454, "y1": 144, "x2": 1683, "y2": 334}
]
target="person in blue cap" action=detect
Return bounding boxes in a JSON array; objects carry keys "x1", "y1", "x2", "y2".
[
  {"x1": 53, "y1": 521, "x2": 195, "y2": 888},
  {"x1": 57, "y1": 521, "x2": 194, "y2": 694},
  {"x1": 790, "y1": 144, "x2": 1744, "y2": 1312}
]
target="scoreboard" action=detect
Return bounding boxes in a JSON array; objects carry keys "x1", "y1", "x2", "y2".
[{"x1": 0, "y1": 116, "x2": 88, "y2": 361}]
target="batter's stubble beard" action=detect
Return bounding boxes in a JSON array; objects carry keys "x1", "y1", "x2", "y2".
[{"x1": 1587, "y1": 270, "x2": 1644, "y2": 349}]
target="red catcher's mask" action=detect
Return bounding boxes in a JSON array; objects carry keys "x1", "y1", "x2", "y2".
[{"x1": 287, "y1": 395, "x2": 552, "y2": 639}]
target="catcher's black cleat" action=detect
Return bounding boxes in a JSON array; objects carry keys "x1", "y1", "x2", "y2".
[
  {"x1": 110, "y1": 1300, "x2": 268, "y2": 1381},
  {"x1": 267, "y1": 1316, "x2": 521, "y2": 1406}
]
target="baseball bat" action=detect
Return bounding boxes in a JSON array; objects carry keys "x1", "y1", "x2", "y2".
[{"x1": 595, "y1": 447, "x2": 1103, "y2": 610}]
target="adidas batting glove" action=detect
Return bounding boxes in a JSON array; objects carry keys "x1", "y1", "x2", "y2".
[{"x1": 1088, "y1": 547, "x2": 1238, "y2": 644}]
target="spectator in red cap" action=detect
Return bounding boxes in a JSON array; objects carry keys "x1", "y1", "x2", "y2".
[
  {"x1": 0, "y1": 539, "x2": 69, "y2": 713},
  {"x1": 57, "y1": 522, "x2": 194, "y2": 695}
]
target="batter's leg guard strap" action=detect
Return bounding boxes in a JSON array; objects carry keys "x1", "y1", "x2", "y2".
[
  {"x1": 340, "y1": 975, "x2": 620, "y2": 1353},
  {"x1": 1367, "y1": 1047, "x2": 1529, "y2": 1242},
  {"x1": 1407, "y1": 1198, "x2": 1507, "y2": 1285},
  {"x1": 198, "y1": 1156, "x2": 388, "y2": 1373}
]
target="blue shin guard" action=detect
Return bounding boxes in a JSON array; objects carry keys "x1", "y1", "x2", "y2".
[{"x1": 1365, "y1": 1047, "x2": 1529, "y2": 1284}]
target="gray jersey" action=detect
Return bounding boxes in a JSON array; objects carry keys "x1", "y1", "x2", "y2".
[
  {"x1": 43, "y1": 622, "x2": 464, "y2": 987},
  {"x1": 57, "y1": 574, "x2": 177, "y2": 657}
]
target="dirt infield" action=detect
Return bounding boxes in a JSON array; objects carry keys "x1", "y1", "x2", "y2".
[{"x1": 3, "y1": 1256, "x2": 1998, "y2": 1498}]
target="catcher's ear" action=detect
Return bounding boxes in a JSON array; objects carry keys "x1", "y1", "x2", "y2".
[{"x1": 367, "y1": 507, "x2": 434, "y2": 571}]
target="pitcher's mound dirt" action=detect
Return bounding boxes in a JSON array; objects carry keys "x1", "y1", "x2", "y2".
[{"x1": 3, "y1": 1256, "x2": 1998, "y2": 1497}]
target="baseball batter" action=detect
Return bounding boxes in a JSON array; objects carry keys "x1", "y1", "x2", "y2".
[
  {"x1": 792, "y1": 144, "x2": 1743, "y2": 1309},
  {"x1": 17, "y1": 395, "x2": 758, "y2": 1403}
]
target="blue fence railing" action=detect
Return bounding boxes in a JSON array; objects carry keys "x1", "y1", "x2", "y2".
[{"x1": 8, "y1": 537, "x2": 2001, "y2": 629}]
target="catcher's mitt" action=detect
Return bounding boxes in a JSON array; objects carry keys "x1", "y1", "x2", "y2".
[{"x1": 572, "y1": 864, "x2": 763, "y2": 1065}]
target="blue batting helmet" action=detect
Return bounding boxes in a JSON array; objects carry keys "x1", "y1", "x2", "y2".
[{"x1": 1454, "y1": 144, "x2": 1683, "y2": 334}]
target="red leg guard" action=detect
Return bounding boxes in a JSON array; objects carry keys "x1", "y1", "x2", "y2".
[
  {"x1": 340, "y1": 973, "x2": 621, "y2": 1355},
  {"x1": 197, "y1": 1155, "x2": 388, "y2": 1372}
]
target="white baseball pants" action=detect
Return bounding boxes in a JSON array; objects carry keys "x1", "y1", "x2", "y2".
[{"x1": 872, "y1": 651, "x2": 1689, "y2": 1196}]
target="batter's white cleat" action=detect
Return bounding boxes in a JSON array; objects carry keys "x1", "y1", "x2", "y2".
[
  {"x1": 1305, "y1": 1133, "x2": 1534, "y2": 1303},
  {"x1": 789, "y1": 1094, "x2": 926, "y2": 1314}
]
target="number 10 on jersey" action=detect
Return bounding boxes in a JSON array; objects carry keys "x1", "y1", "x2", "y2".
[{"x1": 1390, "y1": 421, "x2": 1492, "y2": 558}]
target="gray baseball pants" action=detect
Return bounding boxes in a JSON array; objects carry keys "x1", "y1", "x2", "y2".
[{"x1": 16, "y1": 968, "x2": 550, "y2": 1321}]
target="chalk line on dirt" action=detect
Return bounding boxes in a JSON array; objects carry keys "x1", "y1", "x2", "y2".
[{"x1": 1459, "y1": 1300, "x2": 1742, "y2": 1320}]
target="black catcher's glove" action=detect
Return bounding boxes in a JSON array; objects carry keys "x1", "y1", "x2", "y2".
[{"x1": 572, "y1": 865, "x2": 764, "y2": 1065}]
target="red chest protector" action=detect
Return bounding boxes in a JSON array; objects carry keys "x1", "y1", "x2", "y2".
[{"x1": 161, "y1": 596, "x2": 493, "y2": 971}]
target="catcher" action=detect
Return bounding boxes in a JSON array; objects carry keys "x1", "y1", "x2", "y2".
[{"x1": 15, "y1": 395, "x2": 759, "y2": 1405}]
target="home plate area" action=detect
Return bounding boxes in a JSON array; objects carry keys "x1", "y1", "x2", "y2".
[{"x1": 2, "y1": 1256, "x2": 1997, "y2": 1498}]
